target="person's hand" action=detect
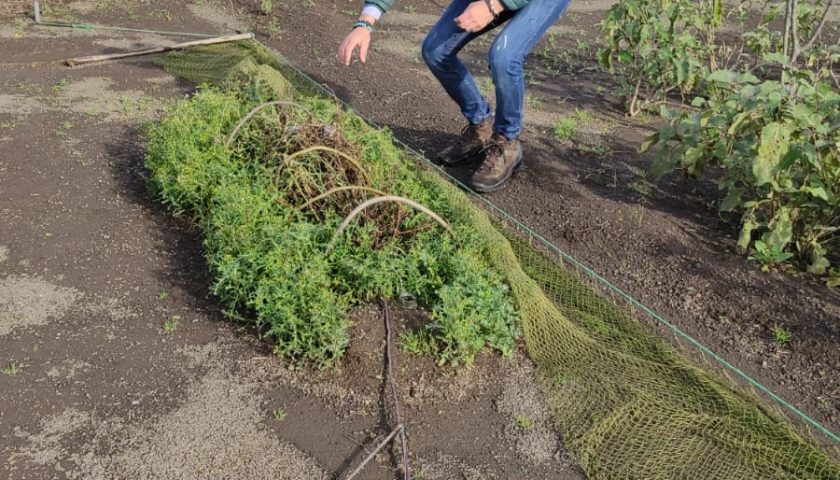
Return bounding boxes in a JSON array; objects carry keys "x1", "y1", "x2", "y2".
[
  {"x1": 338, "y1": 27, "x2": 372, "y2": 66},
  {"x1": 455, "y1": 1, "x2": 501, "y2": 33}
]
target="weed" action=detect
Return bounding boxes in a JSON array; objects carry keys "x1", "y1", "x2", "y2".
[
  {"x1": 401, "y1": 331, "x2": 433, "y2": 356},
  {"x1": 630, "y1": 181, "x2": 652, "y2": 196},
  {"x1": 515, "y1": 414, "x2": 534, "y2": 429},
  {"x1": 525, "y1": 94, "x2": 543, "y2": 110},
  {"x1": 163, "y1": 315, "x2": 180, "y2": 333},
  {"x1": 553, "y1": 116, "x2": 576, "y2": 141},
  {"x1": 52, "y1": 78, "x2": 69, "y2": 93},
  {"x1": 631, "y1": 204, "x2": 646, "y2": 226},
  {"x1": 0, "y1": 121, "x2": 14, "y2": 130},
  {"x1": 259, "y1": 0, "x2": 272, "y2": 15},
  {"x1": 478, "y1": 77, "x2": 494, "y2": 99},
  {"x1": 56, "y1": 121, "x2": 72, "y2": 137},
  {"x1": 772, "y1": 324, "x2": 792, "y2": 346},
  {"x1": 2, "y1": 363, "x2": 20, "y2": 376},
  {"x1": 749, "y1": 241, "x2": 794, "y2": 271},
  {"x1": 267, "y1": 18, "x2": 279, "y2": 38},
  {"x1": 273, "y1": 407, "x2": 287, "y2": 421},
  {"x1": 579, "y1": 143, "x2": 612, "y2": 156},
  {"x1": 404, "y1": 4, "x2": 416, "y2": 13},
  {"x1": 158, "y1": 291, "x2": 169, "y2": 301}
]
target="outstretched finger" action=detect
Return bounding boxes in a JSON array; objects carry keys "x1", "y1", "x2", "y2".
[
  {"x1": 343, "y1": 41, "x2": 357, "y2": 66},
  {"x1": 359, "y1": 39, "x2": 369, "y2": 64},
  {"x1": 338, "y1": 39, "x2": 349, "y2": 65}
]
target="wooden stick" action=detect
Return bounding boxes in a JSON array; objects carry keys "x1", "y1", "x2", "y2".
[{"x1": 64, "y1": 32, "x2": 254, "y2": 67}]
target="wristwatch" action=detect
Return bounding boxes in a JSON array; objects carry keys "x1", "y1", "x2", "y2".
[{"x1": 353, "y1": 20, "x2": 374, "y2": 33}]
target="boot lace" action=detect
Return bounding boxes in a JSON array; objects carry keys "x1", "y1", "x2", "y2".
[{"x1": 477, "y1": 137, "x2": 506, "y2": 173}]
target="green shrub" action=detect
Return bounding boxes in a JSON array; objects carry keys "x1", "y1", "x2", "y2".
[
  {"x1": 145, "y1": 87, "x2": 520, "y2": 366},
  {"x1": 600, "y1": 0, "x2": 725, "y2": 116},
  {"x1": 645, "y1": 67, "x2": 840, "y2": 278}
]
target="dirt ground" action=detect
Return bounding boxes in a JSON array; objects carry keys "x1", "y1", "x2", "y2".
[
  {"x1": 0, "y1": 0, "x2": 837, "y2": 479},
  {"x1": 0, "y1": 3, "x2": 584, "y2": 479}
]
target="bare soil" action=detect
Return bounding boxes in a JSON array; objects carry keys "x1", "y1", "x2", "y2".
[
  {"x1": 0, "y1": 0, "x2": 838, "y2": 479},
  {"x1": 0, "y1": 3, "x2": 582, "y2": 479}
]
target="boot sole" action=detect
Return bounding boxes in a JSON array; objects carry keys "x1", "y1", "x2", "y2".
[{"x1": 469, "y1": 149, "x2": 524, "y2": 193}]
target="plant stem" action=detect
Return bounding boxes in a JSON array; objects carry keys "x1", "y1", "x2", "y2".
[{"x1": 801, "y1": 0, "x2": 834, "y2": 53}]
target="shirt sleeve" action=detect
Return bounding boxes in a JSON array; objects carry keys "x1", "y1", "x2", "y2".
[
  {"x1": 362, "y1": 4, "x2": 384, "y2": 19},
  {"x1": 364, "y1": 0, "x2": 395, "y2": 14},
  {"x1": 499, "y1": 0, "x2": 530, "y2": 10}
]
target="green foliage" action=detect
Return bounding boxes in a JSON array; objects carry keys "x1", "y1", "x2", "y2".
[
  {"x1": 553, "y1": 115, "x2": 577, "y2": 141},
  {"x1": 646, "y1": 68, "x2": 840, "y2": 276},
  {"x1": 515, "y1": 414, "x2": 534, "y2": 429},
  {"x1": 145, "y1": 87, "x2": 519, "y2": 367},
  {"x1": 163, "y1": 315, "x2": 180, "y2": 333},
  {"x1": 606, "y1": 0, "x2": 840, "y2": 279},
  {"x1": 1, "y1": 363, "x2": 20, "y2": 376},
  {"x1": 600, "y1": 0, "x2": 725, "y2": 115},
  {"x1": 773, "y1": 324, "x2": 793, "y2": 346},
  {"x1": 273, "y1": 407, "x2": 287, "y2": 421}
]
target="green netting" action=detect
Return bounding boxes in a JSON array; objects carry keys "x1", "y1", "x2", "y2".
[{"x1": 157, "y1": 40, "x2": 840, "y2": 479}]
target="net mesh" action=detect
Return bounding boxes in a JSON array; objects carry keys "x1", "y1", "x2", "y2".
[{"x1": 157, "y1": 40, "x2": 840, "y2": 479}]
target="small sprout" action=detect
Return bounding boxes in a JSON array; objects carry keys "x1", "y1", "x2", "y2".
[
  {"x1": 515, "y1": 414, "x2": 534, "y2": 429},
  {"x1": 553, "y1": 116, "x2": 577, "y2": 141},
  {"x1": 267, "y1": 18, "x2": 280, "y2": 37},
  {"x1": 773, "y1": 324, "x2": 792, "y2": 346},
  {"x1": 2, "y1": 363, "x2": 21, "y2": 376},
  {"x1": 158, "y1": 291, "x2": 169, "y2": 301},
  {"x1": 56, "y1": 121, "x2": 72, "y2": 137},
  {"x1": 52, "y1": 78, "x2": 68, "y2": 93},
  {"x1": 163, "y1": 315, "x2": 180, "y2": 333},
  {"x1": 272, "y1": 407, "x2": 287, "y2": 421}
]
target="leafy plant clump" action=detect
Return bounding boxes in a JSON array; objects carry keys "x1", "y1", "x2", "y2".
[
  {"x1": 144, "y1": 86, "x2": 520, "y2": 367},
  {"x1": 646, "y1": 68, "x2": 840, "y2": 276},
  {"x1": 600, "y1": 0, "x2": 726, "y2": 116},
  {"x1": 603, "y1": 0, "x2": 839, "y2": 281}
]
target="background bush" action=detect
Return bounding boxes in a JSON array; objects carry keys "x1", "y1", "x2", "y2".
[{"x1": 602, "y1": 0, "x2": 839, "y2": 282}]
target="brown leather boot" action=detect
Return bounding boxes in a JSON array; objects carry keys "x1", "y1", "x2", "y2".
[
  {"x1": 468, "y1": 133, "x2": 523, "y2": 193},
  {"x1": 437, "y1": 117, "x2": 494, "y2": 166}
]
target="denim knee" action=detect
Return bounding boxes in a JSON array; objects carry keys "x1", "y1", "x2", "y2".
[
  {"x1": 421, "y1": 32, "x2": 448, "y2": 72},
  {"x1": 489, "y1": 43, "x2": 523, "y2": 78}
]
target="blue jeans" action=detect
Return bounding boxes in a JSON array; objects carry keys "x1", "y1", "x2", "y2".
[{"x1": 421, "y1": 0, "x2": 570, "y2": 139}]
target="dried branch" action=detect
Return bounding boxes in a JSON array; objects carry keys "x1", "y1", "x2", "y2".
[
  {"x1": 226, "y1": 100, "x2": 312, "y2": 147},
  {"x1": 326, "y1": 196, "x2": 453, "y2": 254},
  {"x1": 297, "y1": 185, "x2": 387, "y2": 211}
]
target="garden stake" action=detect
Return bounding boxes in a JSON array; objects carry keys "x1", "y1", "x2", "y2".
[{"x1": 64, "y1": 33, "x2": 254, "y2": 66}]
